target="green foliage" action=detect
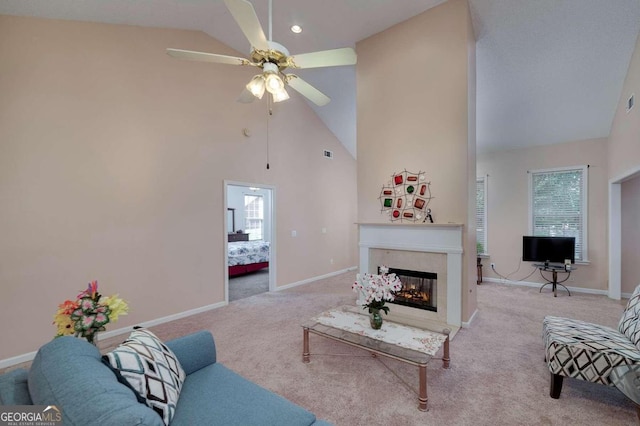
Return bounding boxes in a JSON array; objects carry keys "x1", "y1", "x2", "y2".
[{"x1": 364, "y1": 301, "x2": 390, "y2": 315}]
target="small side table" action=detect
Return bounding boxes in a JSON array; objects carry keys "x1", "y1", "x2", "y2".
[
  {"x1": 477, "y1": 255, "x2": 489, "y2": 285},
  {"x1": 535, "y1": 264, "x2": 573, "y2": 297},
  {"x1": 610, "y1": 364, "x2": 640, "y2": 420}
]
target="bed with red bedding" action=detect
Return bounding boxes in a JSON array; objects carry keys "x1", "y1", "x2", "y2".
[{"x1": 228, "y1": 241, "x2": 270, "y2": 277}]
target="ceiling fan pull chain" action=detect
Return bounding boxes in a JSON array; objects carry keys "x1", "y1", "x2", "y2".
[{"x1": 266, "y1": 95, "x2": 272, "y2": 170}]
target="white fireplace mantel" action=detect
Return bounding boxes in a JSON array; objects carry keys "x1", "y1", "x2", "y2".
[{"x1": 358, "y1": 223, "x2": 464, "y2": 328}]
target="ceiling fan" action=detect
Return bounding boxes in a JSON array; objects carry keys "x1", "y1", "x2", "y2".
[{"x1": 166, "y1": 0, "x2": 357, "y2": 107}]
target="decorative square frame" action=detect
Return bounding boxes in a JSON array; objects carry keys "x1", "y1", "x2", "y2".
[{"x1": 379, "y1": 170, "x2": 433, "y2": 223}]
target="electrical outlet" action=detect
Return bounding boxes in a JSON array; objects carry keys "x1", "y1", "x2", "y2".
[{"x1": 490, "y1": 263, "x2": 495, "y2": 268}]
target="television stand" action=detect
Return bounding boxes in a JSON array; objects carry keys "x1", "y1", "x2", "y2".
[{"x1": 535, "y1": 263, "x2": 573, "y2": 297}]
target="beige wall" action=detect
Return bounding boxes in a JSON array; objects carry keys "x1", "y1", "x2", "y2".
[
  {"x1": 465, "y1": 2, "x2": 478, "y2": 318},
  {"x1": 608, "y1": 31, "x2": 640, "y2": 298},
  {"x1": 0, "y1": 15, "x2": 357, "y2": 360},
  {"x1": 477, "y1": 28, "x2": 640, "y2": 295},
  {"x1": 608, "y1": 32, "x2": 640, "y2": 181},
  {"x1": 356, "y1": 0, "x2": 477, "y2": 321},
  {"x1": 477, "y1": 138, "x2": 609, "y2": 290},
  {"x1": 621, "y1": 175, "x2": 640, "y2": 293}
]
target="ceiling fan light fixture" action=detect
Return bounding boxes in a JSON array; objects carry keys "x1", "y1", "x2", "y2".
[
  {"x1": 168, "y1": 0, "x2": 354, "y2": 107},
  {"x1": 272, "y1": 87, "x2": 290, "y2": 103},
  {"x1": 246, "y1": 75, "x2": 266, "y2": 99},
  {"x1": 265, "y1": 73, "x2": 285, "y2": 94}
]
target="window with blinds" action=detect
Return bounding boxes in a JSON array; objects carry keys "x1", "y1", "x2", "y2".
[
  {"x1": 476, "y1": 176, "x2": 487, "y2": 254},
  {"x1": 244, "y1": 194, "x2": 264, "y2": 240},
  {"x1": 528, "y1": 166, "x2": 588, "y2": 262}
]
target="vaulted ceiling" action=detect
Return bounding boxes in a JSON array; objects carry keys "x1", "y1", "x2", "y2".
[{"x1": 2, "y1": 0, "x2": 639, "y2": 157}]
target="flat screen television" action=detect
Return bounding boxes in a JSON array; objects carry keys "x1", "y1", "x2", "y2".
[{"x1": 522, "y1": 236, "x2": 575, "y2": 265}]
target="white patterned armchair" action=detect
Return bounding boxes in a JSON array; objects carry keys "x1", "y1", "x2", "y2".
[{"x1": 542, "y1": 285, "x2": 640, "y2": 398}]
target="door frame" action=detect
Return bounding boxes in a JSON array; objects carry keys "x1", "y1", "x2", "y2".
[
  {"x1": 223, "y1": 180, "x2": 276, "y2": 303},
  {"x1": 609, "y1": 165, "x2": 640, "y2": 299}
]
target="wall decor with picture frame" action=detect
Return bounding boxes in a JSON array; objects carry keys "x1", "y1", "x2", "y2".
[{"x1": 379, "y1": 170, "x2": 434, "y2": 223}]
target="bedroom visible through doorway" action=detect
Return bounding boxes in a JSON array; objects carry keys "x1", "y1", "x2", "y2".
[{"x1": 224, "y1": 181, "x2": 275, "y2": 302}]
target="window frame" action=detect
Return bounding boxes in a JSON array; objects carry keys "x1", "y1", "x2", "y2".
[
  {"x1": 527, "y1": 165, "x2": 588, "y2": 263},
  {"x1": 244, "y1": 194, "x2": 264, "y2": 241}
]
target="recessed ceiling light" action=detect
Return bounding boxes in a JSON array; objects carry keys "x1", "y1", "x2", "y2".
[{"x1": 290, "y1": 25, "x2": 302, "y2": 34}]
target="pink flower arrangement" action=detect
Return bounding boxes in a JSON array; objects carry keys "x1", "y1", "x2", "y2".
[
  {"x1": 352, "y1": 266, "x2": 402, "y2": 315},
  {"x1": 53, "y1": 280, "x2": 128, "y2": 344}
]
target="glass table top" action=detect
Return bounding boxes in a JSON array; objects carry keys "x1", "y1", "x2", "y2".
[
  {"x1": 302, "y1": 305, "x2": 448, "y2": 365},
  {"x1": 610, "y1": 364, "x2": 640, "y2": 405}
]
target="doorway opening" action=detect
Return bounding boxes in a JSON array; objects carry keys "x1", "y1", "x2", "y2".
[
  {"x1": 224, "y1": 181, "x2": 275, "y2": 302},
  {"x1": 609, "y1": 166, "x2": 640, "y2": 300}
]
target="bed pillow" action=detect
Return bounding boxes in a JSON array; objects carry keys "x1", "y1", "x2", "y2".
[{"x1": 103, "y1": 328, "x2": 186, "y2": 425}]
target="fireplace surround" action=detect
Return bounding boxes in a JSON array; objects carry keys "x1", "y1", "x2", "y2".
[{"x1": 358, "y1": 223, "x2": 463, "y2": 332}]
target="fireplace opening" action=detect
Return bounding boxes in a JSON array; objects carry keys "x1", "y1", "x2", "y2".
[{"x1": 381, "y1": 267, "x2": 437, "y2": 312}]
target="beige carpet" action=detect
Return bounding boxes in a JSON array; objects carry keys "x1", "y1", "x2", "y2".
[
  {"x1": 229, "y1": 269, "x2": 269, "y2": 301},
  {"x1": 143, "y1": 272, "x2": 636, "y2": 425}
]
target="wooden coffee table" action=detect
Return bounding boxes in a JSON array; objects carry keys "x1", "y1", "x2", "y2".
[{"x1": 302, "y1": 305, "x2": 450, "y2": 411}]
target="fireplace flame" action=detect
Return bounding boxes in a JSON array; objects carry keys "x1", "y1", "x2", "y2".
[{"x1": 396, "y1": 289, "x2": 430, "y2": 302}]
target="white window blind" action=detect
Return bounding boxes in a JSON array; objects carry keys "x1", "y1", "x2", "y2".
[
  {"x1": 244, "y1": 194, "x2": 264, "y2": 241},
  {"x1": 476, "y1": 177, "x2": 487, "y2": 254},
  {"x1": 529, "y1": 166, "x2": 588, "y2": 261}
]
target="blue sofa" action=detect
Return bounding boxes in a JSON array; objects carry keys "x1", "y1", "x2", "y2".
[{"x1": 0, "y1": 330, "x2": 331, "y2": 426}]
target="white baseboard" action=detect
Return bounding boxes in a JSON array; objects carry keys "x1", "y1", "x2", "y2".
[
  {"x1": 1, "y1": 268, "x2": 361, "y2": 370},
  {"x1": 462, "y1": 308, "x2": 478, "y2": 328},
  {"x1": 2, "y1": 267, "x2": 360, "y2": 370},
  {"x1": 0, "y1": 351, "x2": 39, "y2": 370},
  {"x1": 275, "y1": 266, "x2": 358, "y2": 291},
  {"x1": 0, "y1": 301, "x2": 228, "y2": 370},
  {"x1": 481, "y1": 277, "x2": 610, "y2": 296}
]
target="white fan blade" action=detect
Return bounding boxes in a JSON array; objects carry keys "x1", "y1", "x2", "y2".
[
  {"x1": 286, "y1": 75, "x2": 330, "y2": 106},
  {"x1": 237, "y1": 88, "x2": 257, "y2": 103},
  {"x1": 289, "y1": 48, "x2": 357, "y2": 69},
  {"x1": 224, "y1": 0, "x2": 270, "y2": 51},
  {"x1": 166, "y1": 48, "x2": 251, "y2": 66}
]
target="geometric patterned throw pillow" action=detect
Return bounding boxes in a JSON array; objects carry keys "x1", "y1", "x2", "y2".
[
  {"x1": 618, "y1": 285, "x2": 640, "y2": 348},
  {"x1": 103, "y1": 328, "x2": 186, "y2": 425}
]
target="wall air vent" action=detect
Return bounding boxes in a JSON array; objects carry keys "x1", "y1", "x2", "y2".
[
  {"x1": 627, "y1": 94, "x2": 635, "y2": 113},
  {"x1": 323, "y1": 150, "x2": 333, "y2": 159}
]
